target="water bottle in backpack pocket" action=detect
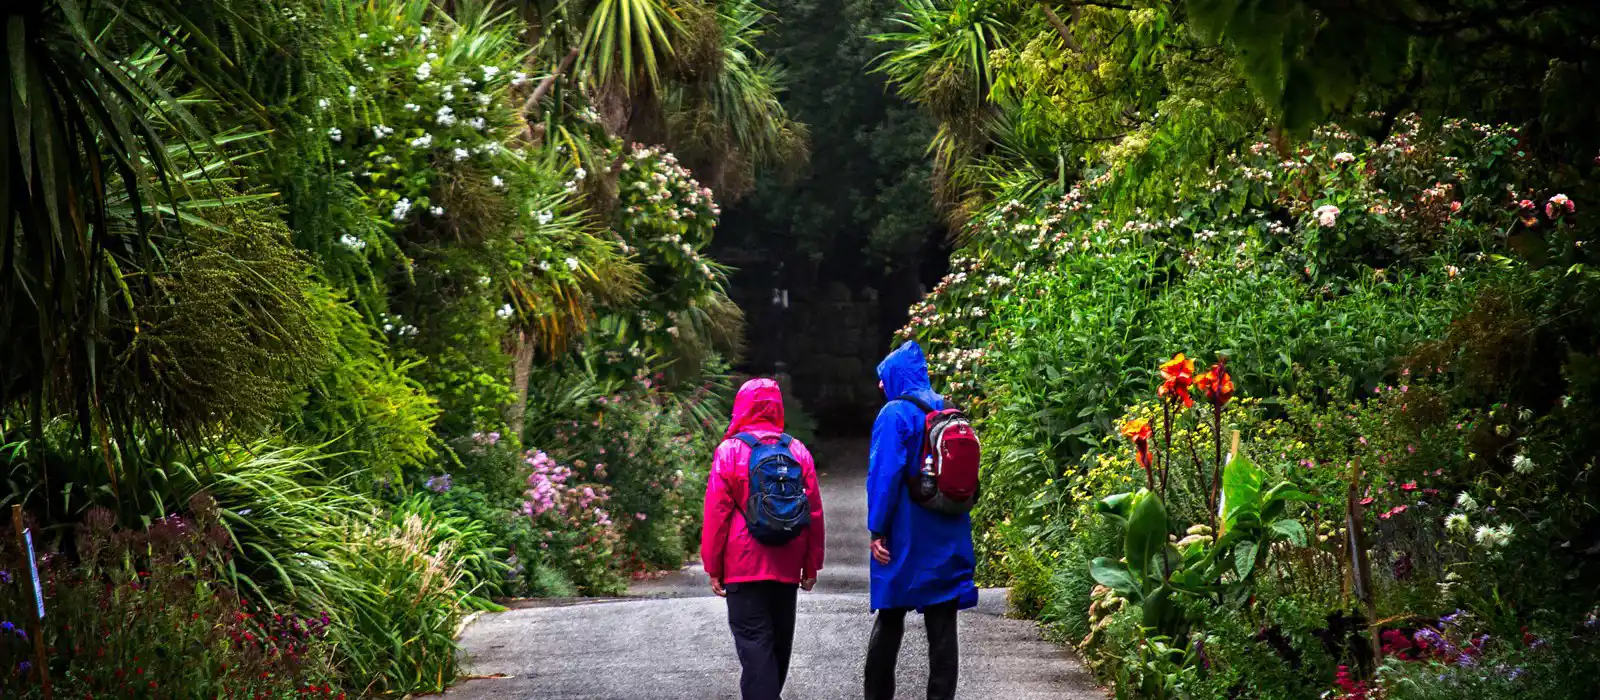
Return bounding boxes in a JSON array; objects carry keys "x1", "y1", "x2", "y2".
[
  {"x1": 735, "y1": 433, "x2": 811, "y2": 545},
  {"x1": 896, "y1": 395, "x2": 982, "y2": 515}
]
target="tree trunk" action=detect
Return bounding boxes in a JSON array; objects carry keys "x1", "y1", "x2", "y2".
[
  {"x1": 507, "y1": 329, "x2": 537, "y2": 439},
  {"x1": 521, "y1": 48, "x2": 582, "y2": 143}
]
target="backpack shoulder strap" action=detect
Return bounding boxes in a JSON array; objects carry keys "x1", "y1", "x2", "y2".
[
  {"x1": 733, "y1": 433, "x2": 761, "y2": 448},
  {"x1": 894, "y1": 394, "x2": 936, "y2": 414},
  {"x1": 777, "y1": 434, "x2": 793, "y2": 447}
]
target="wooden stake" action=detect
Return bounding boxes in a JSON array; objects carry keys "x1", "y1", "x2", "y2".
[{"x1": 11, "y1": 505, "x2": 52, "y2": 699}]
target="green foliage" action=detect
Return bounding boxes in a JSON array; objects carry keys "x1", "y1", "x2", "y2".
[
  {"x1": 892, "y1": 39, "x2": 1600, "y2": 689},
  {"x1": 127, "y1": 201, "x2": 334, "y2": 435},
  {"x1": 0, "y1": 0, "x2": 774, "y2": 694},
  {"x1": 1185, "y1": 0, "x2": 1600, "y2": 156},
  {"x1": 172, "y1": 443, "x2": 483, "y2": 694},
  {"x1": 578, "y1": 0, "x2": 686, "y2": 92},
  {"x1": 289, "y1": 286, "x2": 442, "y2": 482},
  {"x1": 0, "y1": 0, "x2": 262, "y2": 439},
  {"x1": 325, "y1": 513, "x2": 475, "y2": 694},
  {"x1": 664, "y1": 0, "x2": 810, "y2": 197},
  {"x1": 527, "y1": 360, "x2": 728, "y2": 575}
]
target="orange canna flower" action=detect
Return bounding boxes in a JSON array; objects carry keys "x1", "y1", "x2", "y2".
[
  {"x1": 1157, "y1": 353, "x2": 1196, "y2": 407},
  {"x1": 1121, "y1": 419, "x2": 1154, "y2": 471},
  {"x1": 1194, "y1": 364, "x2": 1235, "y2": 407},
  {"x1": 1120, "y1": 418, "x2": 1153, "y2": 443}
]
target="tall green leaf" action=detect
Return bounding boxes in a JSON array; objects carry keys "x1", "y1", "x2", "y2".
[
  {"x1": 1219, "y1": 448, "x2": 1264, "y2": 533},
  {"x1": 1125, "y1": 488, "x2": 1168, "y2": 584}
]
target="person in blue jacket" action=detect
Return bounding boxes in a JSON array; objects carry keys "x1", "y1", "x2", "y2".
[{"x1": 864, "y1": 340, "x2": 978, "y2": 700}]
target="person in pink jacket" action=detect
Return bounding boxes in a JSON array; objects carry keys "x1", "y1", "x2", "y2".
[{"x1": 702, "y1": 378, "x2": 825, "y2": 700}]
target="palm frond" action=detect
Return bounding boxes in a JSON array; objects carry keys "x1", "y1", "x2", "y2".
[
  {"x1": 1, "y1": 0, "x2": 268, "y2": 443},
  {"x1": 663, "y1": 0, "x2": 808, "y2": 194},
  {"x1": 578, "y1": 0, "x2": 684, "y2": 94},
  {"x1": 872, "y1": 0, "x2": 1013, "y2": 121}
]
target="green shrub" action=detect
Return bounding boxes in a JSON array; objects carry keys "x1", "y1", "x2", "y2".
[
  {"x1": 290, "y1": 285, "x2": 441, "y2": 483},
  {"x1": 167, "y1": 443, "x2": 479, "y2": 695}
]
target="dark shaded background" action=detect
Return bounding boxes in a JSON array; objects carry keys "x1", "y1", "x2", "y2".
[{"x1": 710, "y1": 0, "x2": 950, "y2": 434}]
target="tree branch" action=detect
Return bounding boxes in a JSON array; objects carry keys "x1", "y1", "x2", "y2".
[
  {"x1": 1066, "y1": 0, "x2": 1135, "y2": 9},
  {"x1": 520, "y1": 47, "x2": 582, "y2": 143},
  {"x1": 524, "y1": 47, "x2": 582, "y2": 115},
  {"x1": 1037, "y1": 1, "x2": 1084, "y2": 52}
]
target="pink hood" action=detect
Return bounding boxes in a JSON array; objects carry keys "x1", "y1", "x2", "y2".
[{"x1": 724, "y1": 378, "x2": 785, "y2": 439}]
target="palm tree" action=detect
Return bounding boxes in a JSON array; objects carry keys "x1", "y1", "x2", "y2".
[
  {"x1": 873, "y1": 0, "x2": 1017, "y2": 214},
  {"x1": 664, "y1": 0, "x2": 808, "y2": 197},
  {"x1": 2, "y1": 0, "x2": 263, "y2": 440}
]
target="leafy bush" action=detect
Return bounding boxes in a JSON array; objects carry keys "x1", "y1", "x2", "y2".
[
  {"x1": 892, "y1": 105, "x2": 1600, "y2": 698},
  {"x1": 168, "y1": 444, "x2": 483, "y2": 695},
  {"x1": 290, "y1": 286, "x2": 442, "y2": 483},
  {"x1": 542, "y1": 387, "x2": 715, "y2": 573}
]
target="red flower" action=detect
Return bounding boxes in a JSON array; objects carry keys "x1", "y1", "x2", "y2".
[
  {"x1": 1121, "y1": 419, "x2": 1155, "y2": 474},
  {"x1": 1158, "y1": 353, "x2": 1196, "y2": 407},
  {"x1": 1194, "y1": 363, "x2": 1235, "y2": 407}
]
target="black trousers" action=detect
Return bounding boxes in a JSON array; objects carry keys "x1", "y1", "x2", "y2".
[
  {"x1": 725, "y1": 581, "x2": 799, "y2": 700},
  {"x1": 864, "y1": 598, "x2": 960, "y2": 700}
]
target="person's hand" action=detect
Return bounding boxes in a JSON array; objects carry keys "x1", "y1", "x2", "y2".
[
  {"x1": 800, "y1": 577, "x2": 816, "y2": 592},
  {"x1": 871, "y1": 537, "x2": 892, "y2": 565},
  {"x1": 711, "y1": 578, "x2": 726, "y2": 597}
]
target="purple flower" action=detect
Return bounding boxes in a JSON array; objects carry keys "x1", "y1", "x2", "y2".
[
  {"x1": 426, "y1": 473, "x2": 454, "y2": 493},
  {"x1": 1507, "y1": 666, "x2": 1527, "y2": 681},
  {"x1": 0, "y1": 570, "x2": 10, "y2": 584},
  {"x1": 0, "y1": 622, "x2": 11, "y2": 632},
  {"x1": 17, "y1": 661, "x2": 29, "y2": 674},
  {"x1": 1440, "y1": 610, "x2": 1466, "y2": 626}
]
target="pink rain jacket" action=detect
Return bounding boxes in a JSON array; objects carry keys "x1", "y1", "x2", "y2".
[{"x1": 701, "y1": 379, "x2": 825, "y2": 584}]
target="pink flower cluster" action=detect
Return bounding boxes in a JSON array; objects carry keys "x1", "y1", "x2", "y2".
[
  {"x1": 1546, "y1": 193, "x2": 1575, "y2": 219},
  {"x1": 521, "y1": 449, "x2": 613, "y2": 528},
  {"x1": 522, "y1": 450, "x2": 569, "y2": 516}
]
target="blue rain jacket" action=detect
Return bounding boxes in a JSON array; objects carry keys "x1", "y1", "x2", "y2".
[{"x1": 867, "y1": 341, "x2": 979, "y2": 612}]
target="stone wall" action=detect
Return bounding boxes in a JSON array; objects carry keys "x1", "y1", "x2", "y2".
[
  {"x1": 721, "y1": 248, "x2": 938, "y2": 436},
  {"x1": 784, "y1": 282, "x2": 883, "y2": 432}
]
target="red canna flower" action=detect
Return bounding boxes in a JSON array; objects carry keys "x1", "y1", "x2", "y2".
[
  {"x1": 1121, "y1": 419, "x2": 1155, "y2": 473},
  {"x1": 1194, "y1": 363, "x2": 1235, "y2": 407},
  {"x1": 1158, "y1": 353, "x2": 1197, "y2": 407}
]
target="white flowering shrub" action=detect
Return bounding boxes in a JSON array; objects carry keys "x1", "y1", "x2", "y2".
[{"x1": 601, "y1": 143, "x2": 736, "y2": 380}]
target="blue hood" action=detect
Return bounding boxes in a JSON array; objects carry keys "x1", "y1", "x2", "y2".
[{"x1": 877, "y1": 341, "x2": 937, "y2": 403}]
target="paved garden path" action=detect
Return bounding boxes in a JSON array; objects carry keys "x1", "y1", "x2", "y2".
[{"x1": 445, "y1": 439, "x2": 1100, "y2": 700}]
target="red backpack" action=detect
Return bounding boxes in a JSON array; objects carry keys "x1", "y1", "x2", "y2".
[{"x1": 896, "y1": 395, "x2": 981, "y2": 515}]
